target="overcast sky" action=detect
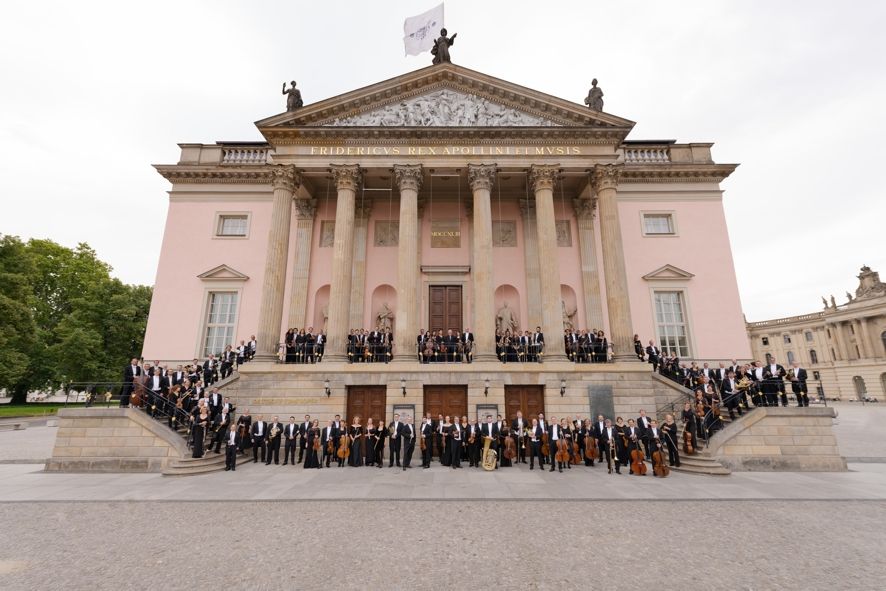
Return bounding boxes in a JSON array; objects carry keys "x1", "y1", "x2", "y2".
[{"x1": 2, "y1": 0, "x2": 884, "y2": 321}]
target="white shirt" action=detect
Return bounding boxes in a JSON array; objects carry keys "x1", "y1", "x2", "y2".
[
  {"x1": 152, "y1": 376, "x2": 160, "y2": 390},
  {"x1": 256, "y1": 423, "x2": 263, "y2": 436},
  {"x1": 551, "y1": 425, "x2": 559, "y2": 440},
  {"x1": 229, "y1": 431, "x2": 236, "y2": 445}
]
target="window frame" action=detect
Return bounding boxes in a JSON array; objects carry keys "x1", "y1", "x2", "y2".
[
  {"x1": 640, "y1": 211, "x2": 678, "y2": 237},
  {"x1": 213, "y1": 211, "x2": 251, "y2": 240},
  {"x1": 195, "y1": 289, "x2": 242, "y2": 359},
  {"x1": 651, "y1": 288, "x2": 694, "y2": 358}
]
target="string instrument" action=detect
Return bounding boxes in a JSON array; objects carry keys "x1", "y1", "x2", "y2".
[
  {"x1": 312, "y1": 429, "x2": 321, "y2": 452},
  {"x1": 130, "y1": 378, "x2": 145, "y2": 407},
  {"x1": 682, "y1": 427, "x2": 694, "y2": 455},
  {"x1": 503, "y1": 432, "x2": 517, "y2": 460},
  {"x1": 555, "y1": 437, "x2": 569, "y2": 464},
  {"x1": 337, "y1": 433, "x2": 349, "y2": 460},
  {"x1": 420, "y1": 429, "x2": 427, "y2": 451},
  {"x1": 326, "y1": 432, "x2": 334, "y2": 455},
  {"x1": 584, "y1": 433, "x2": 598, "y2": 461},
  {"x1": 570, "y1": 433, "x2": 582, "y2": 464},
  {"x1": 630, "y1": 441, "x2": 647, "y2": 475},
  {"x1": 541, "y1": 432, "x2": 550, "y2": 458},
  {"x1": 651, "y1": 439, "x2": 669, "y2": 477}
]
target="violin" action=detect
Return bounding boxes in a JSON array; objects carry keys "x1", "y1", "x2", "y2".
[
  {"x1": 651, "y1": 440, "x2": 669, "y2": 478},
  {"x1": 630, "y1": 443, "x2": 647, "y2": 475},
  {"x1": 683, "y1": 428, "x2": 694, "y2": 455},
  {"x1": 312, "y1": 429, "x2": 321, "y2": 451}
]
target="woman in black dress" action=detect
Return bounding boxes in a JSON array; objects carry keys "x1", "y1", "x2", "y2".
[
  {"x1": 348, "y1": 417, "x2": 364, "y2": 467},
  {"x1": 440, "y1": 416, "x2": 452, "y2": 467},
  {"x1": 365, "y1": 418, "x2": 377, "y2": 466},
  {"x1": 304, "y1": 419, "x2": 321, "y2": 468},
  {"x1": 192, "y1": 408, "x2": 209, "y2": 458},
  {"x1": 374, "y1": 422, "x2": 387, "y2": 469}
]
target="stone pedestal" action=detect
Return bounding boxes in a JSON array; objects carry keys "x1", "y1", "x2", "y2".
[
  {"x1": 468, "y1": 165, "x2": 498, "y2": 361},
  {"x1": 530, "y1": 165, "x2": 567, "y2": 361},
  {"x1": 593, "y1": 164, "x2": 638, "y2": 362},
  {"x1": 325, "y1": 165, "x2": 361, "y2": 361},
  {"x1": 255, "y1": 166, "x2": 299, "y2": 360},
  {"x1": 393, "y1": 165, "x2": 422, "y2": 362},
  {"x1": 287, "y1": 198, "x2": 316, "y2": 330}
]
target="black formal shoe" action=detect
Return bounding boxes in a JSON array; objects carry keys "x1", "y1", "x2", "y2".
[
  {"x1": 225, "y1": 467, "x2": 230, "y2": 471},
  {"x1": 282, "y1": 462, "x2": 288, "y2": 466},
  {"x1": 232, "y1": 468, "x2": 235, "y2": 471},
  {"x1": 530, "y1": 466, "x2": 534, "y2": 470},
  {"x1": 567, "y1": 465, "x2": 571, "y2": 469},
  {"x1": 549, "y1": 467, "x2": 555, "y2": 472},
  {"x1": 558, "y1": 467, "x2": 562, "y2": 473},
  {"x1": 265, "y1": 462, "x2": 270, "y2": 465}
]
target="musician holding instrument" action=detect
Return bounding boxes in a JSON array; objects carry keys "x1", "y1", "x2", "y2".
[
  {"x1": 420, "y1": 417, "x2": 434, "y2": 469},
  {"x1": 321, "y1": 420, "x2": 336, "y2": 468},
  {"x1": 511, "y1": 411, "x2": 528, "y2": 464},
  {"x1": 481, "y1": 415, "x2": 498, "y2": 469},
  {"x1": 250, "y1": 414, "x2": 267, "y2": 464},
  {"x1": 402, "y1": 416, "x2": 416, "y2": 470},
  {"x1": 297, "y1": 414, "x2": 311, "y2": 464},
  {"x1": 236, "y1": 409, "x2": 252, "y2": 454},
  {"x1": 365, "y1": 418, "x2": 378, "y2": 467},
  {"x1": 528, "y1": 418, "x2": 544, "y2": 470},
  {"x1": 625, "y1": 419, "x2": 642, "y2": 474},
  {"x1": 762, "y1": 357, "x2": 787, "y2": 407},
  {"x1": 282, "y1": 416, "x2": 298, "y2": 466},
  {"x1": 448, "y1": 419, "x2": 463, "y2": 469},
  {"x1": 680, "y1": 403, "x2": 698, "y2": 452},
  {"x1": 720, "y1": 369, "x2": 742, "y2": 420},
  {"x1": 303, "y1": 419, "x2": 321, "y2": 469},
  {"x1": 224, "y1": 424, "x2": 241, "y2": 472},
  {"x1": 547, "y1": 416, "x2": 564, "y2": 473},
  {"x1": 388, "y1": 414, "x2": 403, "y2": 468},
  {"x1": 265, "y1": 416, "x2": 283, "y2": 465},
  {"x1": 466, "y1": 419, "x2": 480, "y2": 467},
  {"x1": 211, "y1": 409, "x2": 230, "y2": 454},
  {"x1": 598, "y1": 419, "x2": 619, "y2": 474},
  {"x1": 614, "y1": 417, "x2": 629, "y2": 470},
  {"x1": 660, "y1": 414, "x2": 681, "y2": 468},
  {"x1": 348, "y1": 416, "x2": 364, "y2": 467}
]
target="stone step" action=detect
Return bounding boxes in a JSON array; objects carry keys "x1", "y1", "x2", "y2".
[
  {"x1": 163, "y1": 451, "x2": 228, "y2": 476},
  {"x1": 170, "y1": 452, "x2": 227, "y2": 466},
  {"x1": 163, "y1": 463, "x2": 227, "y2": 476},
  {"x1": 670, "y1": 462, "x2": 731, "y2": 476}
]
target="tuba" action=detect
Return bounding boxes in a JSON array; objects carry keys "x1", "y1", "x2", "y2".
[{"x1": 481, "y1": 435, "x2": 498, "y2": 471}]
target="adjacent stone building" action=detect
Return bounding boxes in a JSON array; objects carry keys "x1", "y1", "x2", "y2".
[{"x1": 746, "y1": 266, "x2": 886, "y2": 401}]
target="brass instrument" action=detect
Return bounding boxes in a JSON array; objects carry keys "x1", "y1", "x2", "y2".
[
  {"x1": 786, "y1": 368, "x2": 795, "y2": 381},
  {"x1": 736, "y1": 376, "x2": 752, "y2": 391},
  {"x1": 481, "y1": 435, "x2": 498, "y2": 471},
  {"x1": 269, "y1": 425, "x2": 280, "y2": 441}
]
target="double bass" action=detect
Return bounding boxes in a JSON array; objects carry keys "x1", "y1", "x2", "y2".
[
  {"x1": 570, "y1": 431, "x2": 582, "y2": 465},
  {"x1": 583, "y1": 432, "x2": 598, "y2": 462},
  {"x1": 630, "y1": 440, "x2": 647, "y2": 475},
  {"x1": 683, "y1": 428, "x2": 694, "y2": 455},
  {"x1": 651, "y1": 438, "x2": 669, "y2": 478},
  {"x1": 503, "y1": 431, "x2": 517, "y2": 461},
  {"x1": 555, "y1": 437, "x2": 570, "y2": 465}
]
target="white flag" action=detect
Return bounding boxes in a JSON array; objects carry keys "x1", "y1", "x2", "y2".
[{"x1": 403, "y1": 3, "x2": 444, "y2": 56}]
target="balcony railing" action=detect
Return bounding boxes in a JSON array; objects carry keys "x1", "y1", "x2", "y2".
[
  {"x1": 624, "y1": 147, "x2": 670, "y2": 164},
  {"x1": 221, "y1": 147, "x2": 270, "y2": 165}
]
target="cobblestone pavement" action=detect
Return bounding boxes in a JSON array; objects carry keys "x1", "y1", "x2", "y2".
[{"x1": 0, "y1": 500, "x2": 883, "y2": 591}]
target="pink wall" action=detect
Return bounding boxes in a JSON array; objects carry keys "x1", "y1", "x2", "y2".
[
  {"x1": 492, "y1": 199, "x2": 528, "y2": 329},
  {"x1": 618, "y1": 197, "x2": 751, "y2": 360},
  {"x1": 364, "y1": 198, "x2": 400, "y2": 328},
  {"x1": 142, "y1": 196, "x2": 272, "y2": 361}
]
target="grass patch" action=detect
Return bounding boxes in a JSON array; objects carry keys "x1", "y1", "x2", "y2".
[{"x1": 0, "y1": 403, "x2": 94, "y2": 418}]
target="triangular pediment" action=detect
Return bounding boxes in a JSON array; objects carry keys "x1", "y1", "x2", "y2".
[
  {"x1": 197, "y1": 264, "x2": 249, "y2": 281},
  {"x1": 256, "y1": 63, "x2": 634, "y2": 133},
  {"x1": 642, "y1": 264, "x2": 695, "y2": 281}
]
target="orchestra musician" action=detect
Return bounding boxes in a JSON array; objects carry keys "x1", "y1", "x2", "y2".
[
  {"x1": 224, "y1": 424, "x2": 240, "y2": 471},
  {"x1": 321, "y1": 420, "x2": 336, "y2": 468},
  {"x1": 720, "y1": 369, "x2": 742, "y2": 420},
  {"x1": 466, "y1": 418, "x2": 480, "y2": 467},
  {"x1": 547, "y1": 416, "x2": 564, "y2": 473},
  {"x1": 660, "y1": 414, "x2": 681, "y2": 467},
  {"x1": 250, "y1": 414, "x2": 267, "y2": 464},
  {"x1": 388, "y1": 414, "x2": 402, "y2": 468},
  {"x1": 789, "y1": 361, "x2": 810, "y2": 407},
  {"x1": 402, "y1": 417, "x2": 416, "y2": 470},
  {"x1": 236, "y1": 409, "x2": 252, "y2": 454},
  {"x1": 762, "y1": 357, "x2": 787, "y2": 407},
  {"x1": 265, "y1": 416, "x2": 283, "y2": 465},
  {"x1": 614, "y1": 416, "x2": 629, "y2": 470},
  {"x1": 420, "y1": 417, "x2": 434, "y2": 468},
  {"x1": 529, "y1": 418, "x2": 544, "y2": 470},
  {"x1": 297, "y1": 414, "x2": 311, "y2": 463},
  {"x1": 481, "y1": 415, "x2": 498, "y2": 469},
  {"x1": 599, "y1": 418, "x2": 620, "y2": 474},
  {"x1": 303, "y1": 419, "x2": 321, "y2": 469},
  {"x1": 282, "y1": 416, "x2": 298, "y2": 466},
  {"x1": 448, "y1": 419, "x2": 463, "y2": 468},
  {"x1": 511, "y1": 411, "x2": 528, "y2": 464}
]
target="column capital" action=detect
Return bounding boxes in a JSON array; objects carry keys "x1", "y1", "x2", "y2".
[
  {"x1": 467, "y1": 164, "x2": 497, "y2": 192},
  {"x1": 293, "y1": 198, "x2": 317, "y2": 220},
  {"x1": 354, "y1": 198, "x2": 373, "y2": 221},
  {"x1": 393, "y1": 164, "x2": 423, "y2": 193},
  {"x1": 572, "y1": 197, "x2": 597, "y2": 220},
  {"x1": 330, "y1": 164, "x2": 362, "y2": 192},
  {"x1": 591, "y1": 163, "x2": 623, "y2": 192},
  {"x1": 529, "y1": 164, "x2": 560, "y2": 193},
  {"x1": 271, "y1": 165, "x2": 301, "y2": 192}
]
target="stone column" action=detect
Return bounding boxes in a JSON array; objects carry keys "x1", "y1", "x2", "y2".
[
  {"x1": 836, "y1": 321, "x2": 853, "y2": 360},
  {"x1": 858, "y1": 317, "x2": 877, "y2": 359},
  {"x1": 324, "y1": 164, "x2": 361, "y2": 361},
  {"x1": 827, "y1": 323, "x2": 843, "y2": 361},
  {"x1": 573, "y1": 197, "x2": 604, "y2": 330},
  {"x1": 529, "y1": 165, "x2": 567, "y2": 361},
  {"x1": 393, "y1": 165, "x2": 422, "y2": 362},
  {"x1": 287, "y1": 198, "x2": 316, "y2": 330},
  {"x1": 468, "y1": 164, "x2": 497, "y2": 361},
  {"x1": 348, "y1": 199, "x2": 373, "y2": 330},
  {"x1": 519, "y1": 200, "x2": 543, "y2": 329},
  {"x1": 593, "y1": 164, "x2": 638, "y2": 362},
  {"x1": 255, "y1": 166, "x2": 300, "y2": 360}
]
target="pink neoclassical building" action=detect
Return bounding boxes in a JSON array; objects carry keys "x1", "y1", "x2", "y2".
[{"x1": 142, "y1": 63, "x2": 750, "y2": 424}]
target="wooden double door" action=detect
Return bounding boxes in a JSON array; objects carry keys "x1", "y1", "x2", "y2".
[
  {"x1": 347, "y1": 386, "x2": 386, "y2": 426},
  {"x1": 504, "y1": 385, "x2": 545, "y2": 423},
  {"x1": 423, "y1": 385, "x2": 468, "y2": 457},
  {"x1": 429, "y1": 285, "x2": 463, "y2": 333}
]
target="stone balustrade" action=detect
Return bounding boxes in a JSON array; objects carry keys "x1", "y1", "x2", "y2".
[
  {"x1": 221, "y1": 146, "x2": 270, "y2": 165},
  {"x1": 624, "y1": 147, "x2": 670, "y2": 164}
]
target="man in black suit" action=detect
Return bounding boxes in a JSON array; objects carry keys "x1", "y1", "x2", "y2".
[
  {"x1": 402, "y1": 417, "x2": 416, "y2": 470},
  {"x1": 482, "y1": 415, "x2": 499, "y2": 469},
  {"x1": 547, "y1": 417, "x2": 564, "y2": 472},
  {"x1": 236, "y1": 409, "x2": 252, "y2": 454},
  {"x1": 762, "y1": 358, "x2": 786, "y2": 407},
  {"x1": 283, "y1": 416, "x2": 298, "y2": 466},
  {"x1": 265, "y1": 416, "x2": 283, "y2": 465},
  {"x1": 388, "y1": 414, "x2": 402, "y2": 467},
  {"x1": 250, "y1": 415, "x2": 267, "y2": 463},
  {"x1": 202, "y1": 355, "x2": 216, "y2": 386},
  {"x1": 224, "y1": 424, "x2": 241, "y2": 471},
  {"x1": 121, "y1": 358, "x2": 141, "y2": 408},
  {"x1": 146, "y1": 368, "x2": 169, "y2": 417},
  {"x1": 636, "y1": 409, "x2": 652, "y2": 460},
  {"x1": 645, "y1": 340, "x2": 660, "y2": 371},
  {"x1": 321, "y1": 420, "x2": 336, "y2": 467},
  {"x1": 297, "y1": 415, "x2": 311, "y2": 463},
  {"x1": 465, "y1": 419, "x2": 480, "y2": 467},
  {"x1": 207, "y1": 388, "x2": 222, "y2": 421},
  {"x1": 789, "y1": 362, "x2": 809, "y2": 407},
  {"x1": 212, "y1": 410, "x2": 230, "y2": 454},
  {"x1": 511, "y1": 411, "x2": 528, "y2": 464},
  {"x1": 420, "y1": 417, "x2": 434, "y2": 468},
  {"x1": 599, "y1": 419, "x2": 620, "y2": 474},
  {"x1": 720, "y1": 370, "x2": 742, "y2": 419},
  {"x1": 171, "y1": 365, "x2": 185, "y2": 386},
  {"x1": 462, "y1": 328, "x2": 474, "y2": 363}
]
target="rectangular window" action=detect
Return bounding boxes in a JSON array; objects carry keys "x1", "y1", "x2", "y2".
[
  {"x1": 762, "y1": 337, "x2": 769, "y2": 346},
  {"x1": 654, "y1": 291, "x2": 690, "y2": 357},
  {"x1": 805, "y1": 331, "x2": 814, "y2": 342},
  {"x1": 783, "y1": 334, "x2": 791, "y2": 344},
  {"x1": 643, "y1": 213, "x2": 675, "y2": 235},
  {"x1": 216, "y1": 214, "x2": 248, "y2": 237},
  {"x1": 203, "y1": 292, "x2": 238, "y2": 357}
]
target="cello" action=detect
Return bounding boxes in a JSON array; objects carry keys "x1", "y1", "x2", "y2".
[
  {"x1": 503, "y1": 431, "x2": 517, "y2": 462},
  {"x1": 584, "y1": 432, "x2": 598, "y2": 462},
  {"x1": 570, "y1": 431, "x2": 582, "y2": 465},
  {"x1": 555, "y1": 437, "x2": 569, "y2": 466},
  {"x1": 683, "y1": 428, "x2": 695, "y2": 455},
  {"x1": 651, "y1": 438, "x2": 669, "y2": 478},
  {"x1": 630, "y1": 439, "x2": 647, "y2": 476},
  {"x1": 337, "y1": 432, "x2": 350, "y2": 461}
]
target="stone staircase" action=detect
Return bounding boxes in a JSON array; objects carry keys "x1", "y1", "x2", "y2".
[
  {"x1": 670, "y1": 451, "x2": 731, "y2": 476},
  {"x1": 163, "y1": 451, "x2": 228, "y2": 476}
]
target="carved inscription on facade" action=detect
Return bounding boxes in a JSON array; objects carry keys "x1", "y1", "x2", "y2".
[{"x1": 430, "y1": 220, "x2": 461, "y2": 248}]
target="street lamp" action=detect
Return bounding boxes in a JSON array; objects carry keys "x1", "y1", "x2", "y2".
[
  {"x1": 484, "y1": 378, "x2": 490, "y2": 397},
  {"x1": 401, "y1": 378, "x2": 407, "y2": 397}
]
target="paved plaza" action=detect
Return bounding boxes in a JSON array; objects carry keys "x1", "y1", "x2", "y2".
[{"x1": 1, "y1": 403, "x2": 885, "y2": 590}]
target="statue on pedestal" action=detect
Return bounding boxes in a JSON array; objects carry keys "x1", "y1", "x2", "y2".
[
  {"x1": 321, "y1": 305, "x2": 329, "y2": 331},
  {"x1": 495, "y1": 301, "x2": 518, "y2": 333},
  {"x1": 584, "y1": 78, "x2": 604, "y2": 111},
  {"x1": 376, "y1": 303, "x2": 394, "y2": 332},
  {"x1": 282, "y1": 81, "x2": 303, "y2": 112},
  {"x1": 821, "y1": 296, "x2": 829, "y2": 309},
  {"x1": 561, "y1": 300, "x2": 577, "y2": 331},
  {"x1": 431, "y1": 28, "x2": 457, "y2": 65}
]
